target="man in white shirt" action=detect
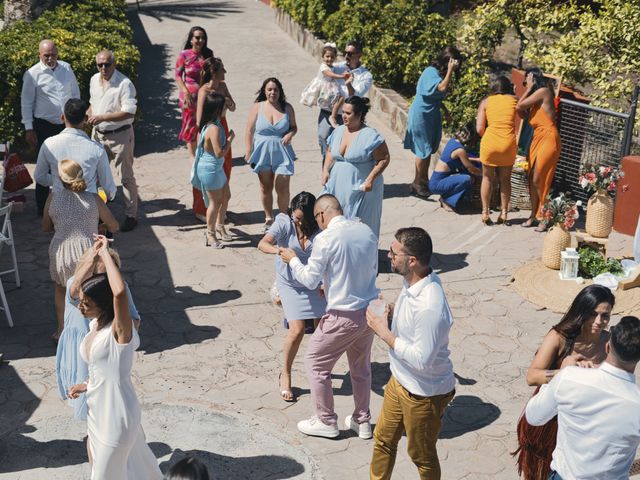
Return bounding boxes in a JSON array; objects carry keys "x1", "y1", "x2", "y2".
[
  {"x1": 318, "y1": 40, "x2": 373, "y2": 164},
  {"x1": 526, "y1": 315, "x2": 640, "y2": 480},
  {"x1": 21, "y1": 39, "x2": 80, "y2": 215},
  {"x1": 367, "y1": 227, "x2": 455, "y2": 480},
  {"x1": 88, "y1": 50, "x2": 139, "y2": 232},
  {"x1": 34, "y1": 98, "x2": 116, "y2": 201},
  {"x1": 280, "y1": 194, "x2": 379, "y2": 439}
]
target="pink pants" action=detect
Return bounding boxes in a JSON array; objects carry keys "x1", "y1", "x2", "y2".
[{"x1": 304, "y1": 308, "x2": 375, "y2": 426}]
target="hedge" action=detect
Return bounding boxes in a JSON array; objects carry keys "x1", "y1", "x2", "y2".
[{"x1": 0, "y1": 0, "x2": 140, "y2": 145}]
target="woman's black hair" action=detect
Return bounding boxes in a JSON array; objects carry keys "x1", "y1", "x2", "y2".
[
  {"x1": 164, "y1": 456, "x2": 210, "y2": 480},
  {"x1": 255, "y1": 77, "x2": 287, "y2": 110},
  {"x1": 344, "y1": 96, "x2": 370, "y2": 123},
  {"x1": 81, "y1": 273, "x2": 114, "y2": 328},
  {"x1": 454, "y1": 121, "x2": 479, "y2": 149},
  {"x1": 524, "y1": 67, "x2": 549, "y2": 94},
  {"x1": 199, "y1": 93, "x2": 225, "y2": 129},
  {"x1": 200, "y1": 57, "x2": 225, "y2": 86},
  {"x1": 490, "y1": 76, "x2": 514, "y2": 95},
  {"x1": 553, "y1": 284, "x2": 616, "y2": 340},
  {"x1": 183, "y1": 26, "x2": 214, "y2": 59},
  {"x1": 288, "y1": 191, "x2": 319, "y2": 238},
  {"x1": 431, "y1": 46, "x2": 463, "y2": 77}
]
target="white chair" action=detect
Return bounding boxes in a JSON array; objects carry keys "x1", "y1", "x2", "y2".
[{"x1": 0, "y1": 202, "x2": 20, "y2": 327}]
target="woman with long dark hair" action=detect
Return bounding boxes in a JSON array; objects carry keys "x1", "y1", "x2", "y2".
[
  {"x1": 258, "y1": 192, "x2": 326, "y2": 402},
  {"x1": 516, "y1": 67, "x2": 562, "y2": 231},
  {"x1": 514, "y1": 284, "x2": 615, "y2": 480},
  {"x1": 175, "y1": 26, "x2": 214, "y2": 221},
  {"x1": 476, "y1": 76, "x2": 518, "y2": 225},
  {"x1": 404, "y1": 46, "x2": 462, "y2": 198},
  {"x1": 245, "y1": 77, "x2": 297, "y2": 231},
  {"x1": 68, "y1": 236, "x2": 162, "y2": 479}
]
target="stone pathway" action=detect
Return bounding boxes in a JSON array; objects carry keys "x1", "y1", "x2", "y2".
[{"x1": 0, "y1": 1, "x2": 634, "y2": 479}]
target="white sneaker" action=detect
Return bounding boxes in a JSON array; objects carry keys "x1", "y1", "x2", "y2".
[
  {"x1": 297, "y1": 416, "x2": 339, "y2": 438},
  {"x1": 345, "y1": 415, "x2": 373, "y2": 439}
]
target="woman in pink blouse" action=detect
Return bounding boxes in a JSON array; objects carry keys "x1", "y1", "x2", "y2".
[{"x1": 175, "y1": 26, "x2": 214, "y2": 220}]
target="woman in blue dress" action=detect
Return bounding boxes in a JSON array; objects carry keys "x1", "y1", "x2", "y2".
[
  {"x1": 56, "y1": 246, "x2": 141, "y2": 420},
  {"x1": 404, "y1": 46, "x2": 462, "y2": 198},
  {"x1": 244, "y1": 77, "x2": 297, "y2": 231},
  {"x1": 192, "y1": 92, "x2": 235, "y2": 249},
  {"x1": 429, "y1": 124, "x2": 482, "y2": 212},
  {"x1": 322, "y1": 96, "x2": 390, "y2": 238},
  {"x1": 257, "y1": 192, "x2": 326, "y2": 402}
]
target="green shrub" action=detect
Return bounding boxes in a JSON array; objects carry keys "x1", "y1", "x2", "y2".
[
  {"x1": 578, "y1": 246, "x2": 624, "y2": 279},
  {"x1": 0, "y1": 0, "x2": 140, "y2": 144}
]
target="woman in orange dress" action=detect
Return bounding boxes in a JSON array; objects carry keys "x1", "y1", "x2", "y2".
[
  {"x1": 197, "y1": 57, "x2": 236, "y2": 240},
  {"x1": 516, "y1": 68, "x2": 561, "y2": 232},
  {"x1": 476, "y1": 76, "x2": 517, "y2": 225}
]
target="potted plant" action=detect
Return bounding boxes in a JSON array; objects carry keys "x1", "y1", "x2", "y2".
[
  {"x1": 579, "y1": 163, "x2": 624, "y2": 238},
  {"x1": 540, "y1": 193, "x2": 580, "y2": 269}
]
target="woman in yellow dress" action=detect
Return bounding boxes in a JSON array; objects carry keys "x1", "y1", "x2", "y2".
[
  {"x1": 516, "y1": 68, "x2": 561, "y2": 232},
  {"x1": 476, "y1": 76, "x2": 517, "y2": 225}
]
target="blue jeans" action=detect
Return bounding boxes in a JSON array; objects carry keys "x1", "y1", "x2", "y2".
[
  {"x1": 317, "y1": 108, "x2": 343, "y2": 167},
  {"x1": 548, "y1": 472, "x2": 563, "y2": 480}
]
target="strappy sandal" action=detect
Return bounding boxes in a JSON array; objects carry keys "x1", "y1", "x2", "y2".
[
  {"x1": 279, "y1": 372, "x2": 295, "y2": 402},
  {"x1": 215, "y1": 224, "x2": 233, "y2": 242},
  {"x1": 204, "y1": 230, "x2": 224, "y2": 249},
  {"x1": 409, "y1": 183, "x2": 431, "y2": 199},
  {"x1": 521, "y1": 217, "x2": 538, "y2": 228},
  {"x1": 496, "y1": 210, "x2": 511, "y2": 226},
  {"x1": 481, "y1": 209, "x2": 493, "y2": 226}
]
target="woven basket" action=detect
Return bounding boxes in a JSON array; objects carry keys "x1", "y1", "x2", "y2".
[
  {"x1": 542, "y1": 225, "x2": 571, "y2": 270},
  {"x1": 510, "y1": 166, "x2": 531, "y2": 210},
  {"x1": 585, "y1": 190, "x2": 614, "y2": 238}
]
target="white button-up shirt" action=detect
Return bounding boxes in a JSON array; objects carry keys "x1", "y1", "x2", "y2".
[
  {"x1": 289, "y1": 215, "x2": 379, "y2": 311},
  {"x1": 526, "y1": 362, "x2": 640, "y2": 480},
  {"x1": 326, "y1": 62, "x2": 373, "y2": 113},
  {"x1": 390, "y1": 273, "x2": 455, "y2": 397},
  {"x1": 34, "y1": 128, "x2": 116, "y2": 199},
  {"x1": 89, "y1": 69, "x2": 137, "y2": 132},
  {"x1": 21, "y1": 60, "x2": 80, "y2": 130}
]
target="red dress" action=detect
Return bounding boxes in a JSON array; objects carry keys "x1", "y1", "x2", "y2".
[{"x1": 175, "y1": 49, "x2": 205, "y2": 143}]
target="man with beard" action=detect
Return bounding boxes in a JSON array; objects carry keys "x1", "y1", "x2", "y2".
[{"x1": 367, "y1": 227, "x2": 455, "y2": 480}]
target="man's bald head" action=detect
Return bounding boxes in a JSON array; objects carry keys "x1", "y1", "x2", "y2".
[
  {"x1": 316, "y1": 194, "x2": 342, "y2": 214},
  {"x1": 38, "y1": 40, "x2": 58, "y2": 68}
]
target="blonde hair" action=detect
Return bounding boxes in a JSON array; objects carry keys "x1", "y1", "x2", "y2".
[{"x1": 58, "y1": 159, "x2": 87, "y2": 192}]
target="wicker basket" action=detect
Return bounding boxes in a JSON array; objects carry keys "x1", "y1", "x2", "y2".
[
  {"x1": 510, "y1": 166, "x2": 531, "y2": 210},
  {"x1": 585, "y1": 190, "x2": 614, "y2": 238},
  {"x1": 542, "y1": 224, "x2": 571, "y2": 269}
]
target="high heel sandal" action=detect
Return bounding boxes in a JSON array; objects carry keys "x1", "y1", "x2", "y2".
[
  {"x1": 215, "y1": 224, "x2": 233, "y2": 242},
  {"x1": 496, "y1": 210, "x2": 511, "y2": 226},
  {"x1": 204, "y1": 230, "x2": 224, "y2": 249},
  {"x1": 481, "y1": 209, "x2": 493, "y2": 226}
]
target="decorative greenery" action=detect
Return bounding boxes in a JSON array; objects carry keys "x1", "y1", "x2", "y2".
[
  {"x1": 578, "y1": 246, "x2": 624, "y2": 279},
  {"x1": 579, "y1": 163, "x2": 625, "y2": 195},
  {"x1": 0, "y1": 0, "x2": 140, "y2": 145},
  {"x1": 540, "y1": 193, "x2": 580, "y2": 229}
]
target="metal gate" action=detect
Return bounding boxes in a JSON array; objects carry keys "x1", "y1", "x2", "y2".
[{"x1": 553, "y1": 86, "x2": 639, "y2": 202}]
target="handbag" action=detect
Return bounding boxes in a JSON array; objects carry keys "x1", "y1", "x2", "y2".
[{"x1": 3, "y1": 143, "x2": 33, "y2": 192}]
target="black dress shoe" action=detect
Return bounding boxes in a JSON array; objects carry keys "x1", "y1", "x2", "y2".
[{"x1": 120, "y1": 217, "x2": 138, "y2": 232}]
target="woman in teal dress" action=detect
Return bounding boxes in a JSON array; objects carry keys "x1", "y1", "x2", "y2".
[
  {"x1": 192, "y1": 93, "x2": 235, "y2": 249},
  {"x1": 322, "y1": 96, "x2": 390, "y2": 238},
  {"x1": 404, "y1": 46, "x2": 462, "y2": 198}
]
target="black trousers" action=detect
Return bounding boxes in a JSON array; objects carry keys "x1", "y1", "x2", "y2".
[{"x1": 33, "y1": 118, "x2": 65, "y2": 215}]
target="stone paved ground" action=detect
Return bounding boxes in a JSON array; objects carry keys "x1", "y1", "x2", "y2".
[{"x1": 0, "y1": 1, "x2": 635, "y2": 479}]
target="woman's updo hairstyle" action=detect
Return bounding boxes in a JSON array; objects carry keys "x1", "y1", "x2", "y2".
[
  {"x1": 81, "y1": 273, "x2": 114, "y2": 327},
  {"x1": 490, "y1": 76, "x2": 514, "y2": 95},
  {"x1": 345, "y1": 96, "x2": 370, "y2": 123},
  {"x1": 58, "y1": 159, "x2": 87, "y2": 193},
  {"x1": 200, "y1": 56, "x2": 225, "y2": 85}
]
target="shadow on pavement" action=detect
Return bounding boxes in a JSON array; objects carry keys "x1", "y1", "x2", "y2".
[
  {"x1": 135, "y1": 0, "x2": 243, "y2": 23},
  {"x1": 160, "y1": 448, "x2": 306, "y2": 480},
  {"x1": 440, "y1": 395, "x2": 501, "y2": 439}
]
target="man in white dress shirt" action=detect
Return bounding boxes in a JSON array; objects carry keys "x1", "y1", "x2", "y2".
[
  {"x1": 34, "y1": 98, "x2": 116, "y2": 201},
  {"x1": 88, "y1": 50, "x2": 139, "y2": 232},
  {"x1": 367, "y1": 227, "x2": 455, "y2": 480},
  {"x1": 526, "y1": 315, "x2": 640, "y2": 480},
  {"x1": 21, "y1": 39, "x2": 80, "y2": 215},
  {"x1": 280, "y1": 194, "x2": 379, "y2": 439}
]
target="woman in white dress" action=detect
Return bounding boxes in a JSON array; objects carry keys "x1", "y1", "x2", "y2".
[{"x1": 68, "y1": 236, "x2": 162, "y2": 480}]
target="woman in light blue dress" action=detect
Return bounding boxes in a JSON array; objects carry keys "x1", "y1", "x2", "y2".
[
  {"x1": 192, "y1": 92, "x2": 235, "y2": 248},
  {"x1": 56, "y1": 247, "x2": 140, "y2": 420},
  {"x1": 244, "y1": 77, "x2": 297, "y2": 231},
  {"x1": 404, "y1": 46, "x2": 462, "y2": 198},
  {"x1": 258, "y1": 192, "x2": 326, "y2": 402},
  {"x1": 322, "y1": 96, "x2": 390, "y2": 238}
]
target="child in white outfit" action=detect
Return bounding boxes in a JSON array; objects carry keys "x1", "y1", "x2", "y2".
[{"x1": 300, "y1": 43, "x2": 350, "y2": 119}]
